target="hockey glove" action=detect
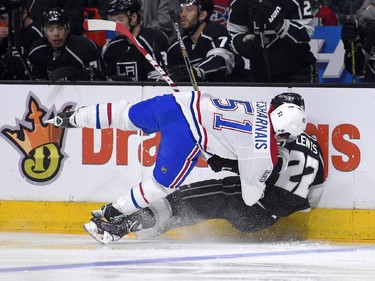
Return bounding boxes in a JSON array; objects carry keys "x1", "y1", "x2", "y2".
[
  {"x1": 231, "y1": 33, "x2": 262, "y2": 60},
  {"x1": 207, "y1": 154, "x2": 239, "y2": 174},
  {"x1": 50, "y1": 110, "x2": 79, "y2": 128},
  {"x1": 341, "y1": 20, "x2": 361, "y2": 51},
  {"x1": 249, "y1": 0, "x2": 284, "y2": 31},
  {"x1": 168, "y1": 65, "x2": 205, "y2": 82}
]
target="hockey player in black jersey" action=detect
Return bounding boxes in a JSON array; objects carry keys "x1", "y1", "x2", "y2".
[
  {"x1": 167, "y1": 0, "x2": 236, "y2": 82},
  {"x1": 28, "y1": 8, "x2": 104, "y2": 81},
  {"x1": 0, "y1": 0, "x2": 43, "y2": 80},
  {"x1": 83, "y1": 93, "x2": 325, "y2": 244},
  {"x1": 229, "y1": 0, "x2": 317, "y2": 83},
  {"x1": 341, "y1": 1, "x2": 375, "y2": 82},
  {"x1": 101, "y1": 0, "x2": 169, "y2": 81}
]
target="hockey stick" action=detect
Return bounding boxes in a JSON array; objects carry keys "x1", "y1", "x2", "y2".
[
  {"x1": 169, "y1": 7, "x2": 200, "y2": 91},
  {"x1": 12, "y1": 8, "x2": 33, "y2": 80},
  {"x1": 349, "y1": 0, "x2": 356, "y2": 84},
  {"x1": 83, "y1": 19, "x2": 179, "y2": 92},
  {"x1": 172, "y1": 21, "x2": 199, "y2": 91},
  {"x1": 258, "y1": 0, "x2": 272, "y2": 81},
  {"x1": 169, "y1": 2, "x2": 200, "y2": 91}
]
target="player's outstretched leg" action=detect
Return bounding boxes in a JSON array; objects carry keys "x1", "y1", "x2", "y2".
[{"x1": 84, "y1": 207, "x2": 156, "y2": 244}]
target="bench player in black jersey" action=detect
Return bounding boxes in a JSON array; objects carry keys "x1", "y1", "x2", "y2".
[
  {"x1": 0, "y1": 0, "x2": 43, "y2": 80},
  {"x1": 86, "y1": 92, "x2": 325, "y2": 243},
  {"x1": 28, "y1": 8, "x2": 104, "y2": 81},
  {"x1": 341, "y1": 1, "x2": 375, "y2": 83},
  {"x1": 229, "y1": 0, "x2": 318, "y2": 83},
  {"x1": 167, "y1": 0, "x2": 237, "y2": 83},
  {"x1": 102, "y1": 0, "x2": 169, "y2": 81}
]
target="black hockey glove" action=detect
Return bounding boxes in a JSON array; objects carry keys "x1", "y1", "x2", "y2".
[
  {"x1": 341, "y1": 20, "x2": 361, "y2": 51},
  {"x1": 0, "y1": 54, "x2": 27, "y2": 80},
  {"x1": 168, "y1": 65, "x2": 205, "y2": 82},
  {"x1": 52, "y1": 110, "x2": 79, "y2": 128},
  {"x1": 207, "y1": 154, "x2": 239, "y2": 174},
  {"x1": 231, "y1": 33, "x2": 262, "y2": 60},
  {"x1": 363, "y1": 20, "x2": 375, "y2": 52},
  {"x1": 249, "y1": 0, "x2": 284, "y2": 31}
]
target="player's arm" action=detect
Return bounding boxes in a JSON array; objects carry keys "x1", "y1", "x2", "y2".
[
  {"x1": 197, "y1": 34, "x2": 235, "y2": 81},
  {"x1": 227, "y1": 0, "x2": 250, "y2": 35},
  {"x1": 275, "y1": 0, "x2": 315, "y2": 44}
]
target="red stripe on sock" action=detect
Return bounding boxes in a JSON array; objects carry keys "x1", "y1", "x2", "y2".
[
  {"x1": 139, "y1": 182, "x2": 149, "y2": 204},
  {"x1": 107, "y1": 103, "x2": 112, "y2": 126}
]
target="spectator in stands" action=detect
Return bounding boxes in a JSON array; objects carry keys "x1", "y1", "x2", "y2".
[
  {"x1": 328, "y1": 0, "x2": 363, "y2": 24},
  {"x1": 26, "y1": 0, "x2": 84, "y2": 35},
  {"x1": 140, "y1": 0, "x2": 177, "y2": 43},
  {"x1": 0, "y1": 0, "x2": 43, "y2": 80},
  {"x1": 102, "y1": 0, "x2": 169, "y2": 81},
  {"x1": 341, "y1": 0, "x2": 375, "y2": 82},
  {"x1": 28, "y1": 8, "x2": 104, "y2": 81},
  {"x1": 0, "y1": 5, "x2": 9, "y2": 56},
  {"x1": 228, "y1": 0, "x2": 317, "y2": 83},
  {"x1": 312, "y1": 0, "x2": 339, "y2": 26},
  {"x1": 211, "y1": 0, "x2": 230, "y2": 26},
  {"x1": 167, "y1": 0, "x2": 236, "y2": 83}
]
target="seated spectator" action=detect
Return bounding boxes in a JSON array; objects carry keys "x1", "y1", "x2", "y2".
[
  {"x1": 0, "y1": 0, "x2": 43, "y2": 80},
  {"x1": 167, "y1": 0, "x2": 235, "y2": 83},
  {"x1": 312, "y1": 0, "x2": 339, "y2": 26},
  {"x1": 140, "y1": 0, "x2": 177, "y2": 42},
  {"x1": 211, "y1": 0, "x2": 230, "y2": 26},
  {"x1": 28, "y1": 8, "x2": 104, "y2": 81},
  {"x1": 102, "y1": 0, "x2": 169, "y2": 81},
  {"x1": 355, "y1": 0, "x2": 375, "y2": 25},
  {"x1": 328, "y1": 0, "x2": 363, "y2": 24},
  {"x1": 0, "y1": 5, "x2": 10, "y2": 57},
  {"x1": 341, "y1": 0, "x2": 375, "y2": 82}
]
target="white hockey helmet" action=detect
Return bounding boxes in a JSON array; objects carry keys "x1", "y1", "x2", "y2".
[{"x1": 270, "y1": 103, "x2": 307, "y2": 142}]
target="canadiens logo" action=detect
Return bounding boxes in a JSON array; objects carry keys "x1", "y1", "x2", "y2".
[
  {"x1": 210, "y1": 4, "x2": 229, "y2": 26},
  {"x1": 1, "y1": 94, "x2": 73, "y2": 183}
]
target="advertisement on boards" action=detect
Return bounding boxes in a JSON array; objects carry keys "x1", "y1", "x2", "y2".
[{"x1": 0, "y1": 84, "x2": 372, "y2": 210}]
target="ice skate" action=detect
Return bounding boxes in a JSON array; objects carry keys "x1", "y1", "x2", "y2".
[
  {"x1": 91, "y1": 203, "x2": 125, "y2": 223},
  {"x1": 83, "y1": 217, "x2": 142, "y2": 244}
]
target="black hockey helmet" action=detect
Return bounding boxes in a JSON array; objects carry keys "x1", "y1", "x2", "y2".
[
  {"x1": 106, "y1": 0, "x2": 141, "y2": 17},
  {"x1": 0, "y1": 0, "x2": 26, "y2": 14},
  {"x1": 271, "y1": 92, "x2": 305, "y2": 110},
  {"x1": 0, "y1": 4, "x2": 6, "y2": 14},
  {"x1": 180, "y1": 0, "x2": 214, "y2": 21},
  {"x1": 41, "y1": 8, "x2": 69, "y2": 31}
]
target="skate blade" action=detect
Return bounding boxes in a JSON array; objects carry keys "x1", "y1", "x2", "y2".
[{"x1": 83, "y1": 221, "x2": 114, "y2": 245}]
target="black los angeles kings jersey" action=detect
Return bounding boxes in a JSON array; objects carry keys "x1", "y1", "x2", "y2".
[
  {"x1": 102, "y1": 27, "x2": 169, "y2": 81},
  {"x1": 260, "y1": 133, "x2": 325, "y2": 217},
  {"x1": 228, "y1": 0, "x2": 316, "y2": 79},
  {"x1": 167, "y1": 21, "x2": 235, "y2": 81}
]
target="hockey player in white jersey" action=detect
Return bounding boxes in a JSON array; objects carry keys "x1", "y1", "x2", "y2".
[{"x1": 50, "y1": 91, "x2": 307, "y2": 243}]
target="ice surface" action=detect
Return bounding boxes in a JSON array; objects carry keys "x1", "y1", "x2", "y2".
[{"x1": 1, "y1": 232, "x2": 375, "y2": 281}]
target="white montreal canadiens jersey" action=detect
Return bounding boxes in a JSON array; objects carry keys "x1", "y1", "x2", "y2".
[{"x1": 173, "y1": 91, "x2": 277, "y2": 205}]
